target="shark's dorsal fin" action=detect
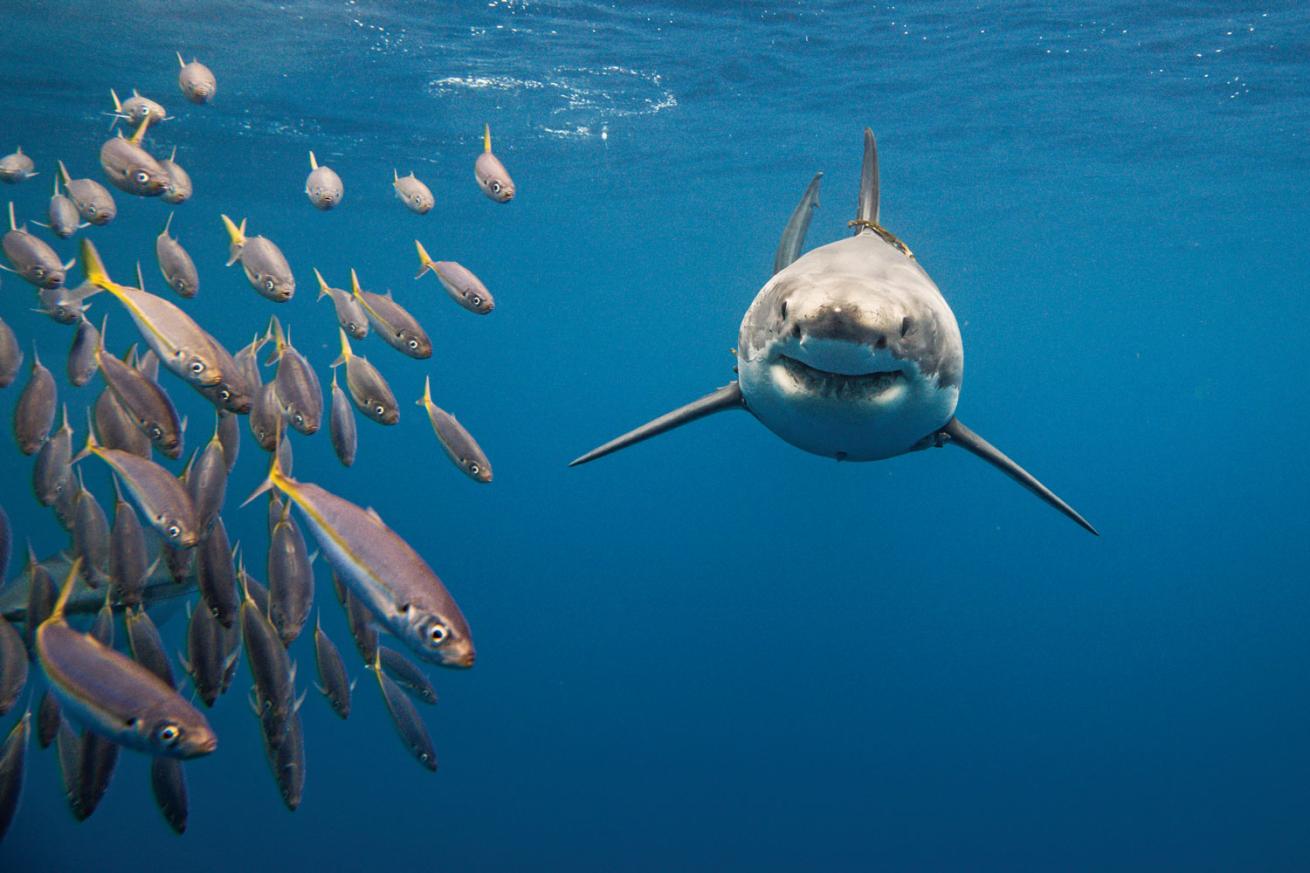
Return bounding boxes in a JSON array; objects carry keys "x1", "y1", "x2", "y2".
[
  {"x1": 935, "y1": 417, "x2": 1098, "y2": 535},
  {"x1": 773, "y1": 172, "x2": 822, "y2": 275},
  {"x1": 855, "y1": 127, "x2": 879, "y2": 230},
  {"x1": 569, "y1": 383, "x2": 743, "y2": 467}
]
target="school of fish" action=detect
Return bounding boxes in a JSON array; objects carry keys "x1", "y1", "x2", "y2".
[{"x1": 0, "y1": 52, "x2": 513, "y2": 838}]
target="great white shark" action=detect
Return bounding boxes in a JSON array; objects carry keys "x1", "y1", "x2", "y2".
[{"x1": 571, "y1": 129, "x2": 1097, "y2": 535}]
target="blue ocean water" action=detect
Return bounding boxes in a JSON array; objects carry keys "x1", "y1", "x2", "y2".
[{"x1": 1, "y1": 1, "x2": 1308, "y2": 869}]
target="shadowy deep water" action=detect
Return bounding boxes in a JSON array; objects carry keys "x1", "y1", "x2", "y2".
[{"x1": 1, "y1": 1, "x2": 1308, "y2": 870}]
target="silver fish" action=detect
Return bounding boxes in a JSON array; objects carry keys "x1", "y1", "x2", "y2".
[
  {"x1": 156, "y1": 212, "x2": 198, "y2": 297},
  {"x1": 195, "y1": 516, "x2": 237, "y2": 628},
  {"x1": 328, "y1": 371, "x2": 356, "y2": 468},
  {"x1": 94, "y1": 317, "x2": 185, "y2": 459},
  {"x1": 108, "y1": 477, "x2": 150, "y2": 608},
  {"x1": 373, "y1": 650, "x2": 436, "y2": 771},
  {"x1": 245, "y1": 457, "x2": 474, "y2": 668},
  {"x1": 221, "y1": 215, "x2": 294, "y2": 302},
  {"x1": 261, "y1": 708, "x2": 304, "y2": 811},
  {"x1": 158, "y1": 147, "x2": 192, "y2": 205},
  {"x1": 392, "y1": 169, "x2": 433, "y2": 214},
  {"x1": 474, "y1": 123, "x2": 515, "y2": 203},
  {"x1": 75, "y1": 418, "x2": 200, "y2": 548},
  {"x1": 126, "y1": 607, "x2": 175, "y2": 688},
  {"x1": 67, "y1": 317, "x2": 99, "y2": 386},
  {"x1": 41, "y1": 175, "x2": 87, "y2": 238},
  {"x1": 217, "y1": 411, "x2": 240, "y2": 475},
  {"x1": 249, "y1": 382, "x2": 281, "y2": 452},
  {"x1": 0, "y1": 712, "x2": 29, "y2": 841},
  {"x1": 314, "y1": 268, "x2": 368, "y2": 339},
  {"x1": 14, "y1": 344, "x2": 56, "y2": 454},
  {"x1": 37, "y1": 688, "x2": 60, "y2": 748},
  {"x1": 75, "y1": 728, "x2": 118, "y2": 820},
  {"x1": 57, "y1": 161, "x2": 116, "y2": 225},
  {"x1": 239, "y1": 572, "x2": 297, "y2": 749},
  {"x1": 3, "y1": 202, "x2": 69, "y2": 289},
  {"x1": 54, "y1": 719, "x2": 81, "y2": 816},
  {"x1": 0, "y1": 147, "x2": 35, "y2": 183},
  {"x1": 332, "y1": 328, "x2": 398, "y2": 425},
  {"x1": 313, "y1": 614, "x2": 351, "y2": 719},
  {"x1": 192, "y1": 332, "x2": 255, "y2": 416},
  {"x1": 0, "y1": 316, "x2": 20, "y2": 387},
  {"x1": 33, "y1": 405, "x2": 74, "y2": 506},
  {"x1": 71, "y1": 472, "x2": 111, "y2": 585},
  {"x1": 94, "y1": 374, "x2": 151, "y2": 459},
  {"x1": 305, "y1": 151, "x2": 343, "y2": 210},
  {"x1": 37, "y1": 282, "x2": 95, "y2": 324},
  {"x1": 150, "y1": 756, "x2": 188, "y2": 833},
  {"x1": 109, "y1": 88, "x2": 168, "y2": 128},
  {"x1": 176, "y1": 53, "x2": 216, "y2": 104},
  {"x1": 378, "y1": 646, "x2": 437, "y2": 705},
  {"x1": 181, "y1": 597, "x2": 235, "y2": 707},
  {"x1": 188, "y1": 419, "x2": 228, "y2": 534},
  {"x1": 349, "y1": 269, "x2": 431, "y2": 358},
  {"x1": 0, "y1": 614, "x2": 27, "y2": 715},
  {"x1": 265, "y1": 316, "x2": 321, "y2": 435},
  {"x1": 99, "y1": 117, "x2": 169, "y2": 196},
  {"x1": 268, "y1": 510, "x2": 313, "y2": 647},
  {"x1": 415, "y1": 241, "x2": 494, "y2": 315},
  {"x1": 37, "y1": 560, "x2": 217, "y2": 758},
  {"x1": 417, "y1": 376, "x2": 492, "y2": 483},
  {"x1": 234, "y1": 333, "x2": 265, "y2": 392},
  {"x1": 332, "y1": 570, "x2": 377, "y2": 663}
]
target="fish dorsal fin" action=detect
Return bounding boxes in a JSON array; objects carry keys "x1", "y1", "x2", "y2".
[
  {"x1": 309, "y1": 150, "x2": 319, "y2": 171},
  {"x1": 57, "y1": 160, "x2": 72, "y2": 186},
  {"x1": 161, "y1": 211, "x2": 174, "y2": 238},
  {"x1": 855, "y1": 127, "x2": 879, "y2": 229},
  {"x1": 110, "y1": 88, "x2": 122, "y2": 112},
  {"x1": 176, "y1": 51, "x2": 187, "y2": 69},
  {"x1": 365, "y1": 507, "x2": 385, "y2": 527},
  {"x1": 483, "y1": 123, "x2": 492, "y2": 154},
  {"x1": 393, "y1": 168, "x2": 399, "y2": 182},
  {"x1": 48, "y1": 558, "x2": 84, "y2": 625}
]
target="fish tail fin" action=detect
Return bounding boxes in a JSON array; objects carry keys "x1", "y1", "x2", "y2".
[
  {"x1": 414, "y1": 240, "x2": 434, "y2": 278},
  {"x1": 162, "y1": 211, "x2": 174, "y2": 237},
  {"x1": 80, "y1": 239, "x2": 115, "y2": 292},
  {"x1": 417, "y1": 374, "x2": 432, "y2": 409},
  {"x1": 49, "y1": 557, "x2": 85, "y2": 625},
  {"x1": 72, "y1": 408, "x2": 102, "y2": 464},
  {"x1": 309, "y1": 151, "x2": 318, "y2": 171},
  {"x1": 239, "y1": 422, "x2": 287, "y2": 508},
  {"x1": 349, "y1": 268, "x2": 362, "y2": 299},
  {"x1": 128, "y1": 115, "x2": 151, "y2": 147},
  {"x1": 331, "y1": 328, "x2": 350, "y2": 368},
  {"x1": 313, "y1": 267, "x2": 330, "y2": 300},
  {"x1": 263, "y1": 315, "x2": 285, "y2": 365},
  {"x1": 483, "y1": 122, "x2": 492, "y2": 154},
  {"x1": 220, "y1": 214, "x2": 246, "y2": 265}
]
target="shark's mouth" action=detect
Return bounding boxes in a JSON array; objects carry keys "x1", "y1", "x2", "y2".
[{"x1": 778, "y1": 354, "x2": 904, "y2": 399}]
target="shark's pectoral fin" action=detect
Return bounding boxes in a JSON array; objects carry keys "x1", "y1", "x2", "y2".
[
  {"x1": 935, "y1": 417, "x2": 1099, "y2": 536},
  {"x1": 569, "y1": 382, "x2": 743, "y2": 467}
]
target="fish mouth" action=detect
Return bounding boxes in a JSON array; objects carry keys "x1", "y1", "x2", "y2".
[{"x1": 777, "y1": 354, "x2": 904, "y2": 399}]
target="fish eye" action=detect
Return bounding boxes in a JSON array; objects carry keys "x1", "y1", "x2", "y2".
[
  {"x1": 32, "y1": 266, "x2": 44, "y2": 278},
  {"x1": 374, "y1": 404, "x2": 384, "y2": 416},
  {"x1": 411, "y1": 194, "x2": 420, "y2": 204},
  {"x1": 294, "y1": 414, "x2": 305, "y2": 426},
  {"x1": 134, "y1": 170, "x2": 149, "y2": 184},
  {"x1": 153, "y1": 723, "x2": 182, "y2": 746},
  {"x1": 166, "y1": 524, "x2": 181, "y2": 540},
  {"x1": 468, "y1": 463, "x2": 480, "y2": 475},
  {"x1": 189, "y1": 361, "x2": 205, "y2": 374},
  {"x1": 407, "y1": 338, "x2": 418, "y2": 350},
  {"x1": 149, "y1": 425, "x2": 162, "y2": 439},
  {"x1": 219, "y1": 388, "x2": 232, "y2": 401},
  {"x1": 428, "y1": 624, "x2": 447, "y2": 645},
  {"x1": 471, "y1": 295, "x2": 482, "y2": 306},
  {"x1": 490, "y1": 180, "x2": 502, "y2": 193},
  {"x1": 264, "y1": 277, "x2": 275, "y2": 291}
]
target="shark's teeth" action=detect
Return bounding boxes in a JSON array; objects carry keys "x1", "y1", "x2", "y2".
[{"x1": 778, "y1": 355, "x2": 903, "y2": 400}]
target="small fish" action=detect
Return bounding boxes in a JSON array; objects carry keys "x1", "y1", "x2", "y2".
[
  {"x1": 415, "y1": 241, "x2": 495, "y2": 314},
  {"x1": 126, "y1": 607, "x2": 175, "y2": 688},
  {"x1": 79, "y1": 240, "x2": 223, "y2": 388},
  {"x1": 249, "y1": 382, "x2": 281, "y2": 452},
  {"x1": 221, "y1": 215, "x2": 294, "y2": 302},
  {"x1": 162, "y1": 541, "x2": 192, "y2": 588},
  {"x1": 108, "y1": 88, "x2": 168, "y2": 128},
  {"x1": 0, "y1": 615, "x2": 27, "y2": 715},
  {"x1": 75, "y1": 730, "x2": 118, "y2": 820},
  {"x1": 54, "y1": 719, "x2": 81, "y2": 817},
  {"x1": 158, "y1": 147, "x2": 192, "y2": 205},
  {"x1": 89, "y1": 591, "x2": 114, "y2": 647},
  {"x1": 74, "y1": 415, "x2": 200, "y2": 548},
  {"x1": 156, "y1": 213, "x2": 198, "y2": 298},
  {"x1": 265, "y1": 316, "x2": 321, "y2": 435},
  {"x1": 0, "y1": 712, "x2": 30, "y2": 841},
  {"x1": 99, "y1": 117, "x2": 169, "y2": 196},
  {"x1": 393, "y1": 169, "x2": 434, "y2": 214},
  {"x1": 243, "y1": 454, "x2": 475, "y2": 668},
  {"x1": 418, "y1": 376, "x2": 493, "y2": 483},
  {"x1": 176, "y1": 53, "x2": 216, "y2": 104},
  {"x1": 94, "y1": 317, "x2": 185, "y2": 459},
  {"x1": 3, "y1": 202, "x2": 70, "y2": 289},
  {"x1": 36, "y1": 282, "x2": 95, "y2": 324},
  {"x1": 262, "y1": 707, "x2": 304, "y2": 811},
  {"x1": 0, "y1": 316, "x2": 20, "y2": 387},
  {"x1": 234, "y1": 333, "x2": 265, "y2": 392},
  {"x1": 57, "y1": 161, "x2": 116, "y2": 225},
  {"x1": 37, "y1": 688, "x2": 60, "y2": 748},
  {"x1": 180, "y1": 601, "x2": 224, "y2": 707},
  {"x1": 349, "y1": 269, "x2": 431, "y2": 358},
  {"x1": 475, "y1": 123, "x2": 515, "y2": 203},
  {"x1": 68, "y1": 317, "x2": 99, "y2": 386},
  {"x1": 217, "y1": 411, "x2": 240, "y2": 475},
  {"x1": 37, "y1": 560, "x2": 217, "y2": 757},
  {"x1": 312, "y1": 614, "x2": 351, "y2": 719},
  {"x1": 72, "y1": 471, "x2": 112, "y2": 585},
  {"x1": 15, "y1": 345, "x2": 56, "y2": 454},
  {"x1": 268, "y1": 510, "x2": 313, "y2": 647},
  {"x1": 305, "y1": 151, "x2": 343, "y2": 210},
  {"x1": 192, "y1": 333, "x2": 255, "y2": 416},
  {"x1": 32, "y1": 405, "x2": 74, "y2": 507},
  {"x1": 328, "y1": 371, "x2": 356, "y2": 468},
  {"x1": 378, "y1": 646, "x2": 437, "y2": 705},
  {"x1": 23, "y1": 546, "x2": 56, "y2": 650},
  {"x1": 109, "y1": 477, "x2": 150, "y2": 608},
  {"x1": 240, "y1": 560, "x2": 271, "y2": 617},
  {"x1": 195, "y1": 516, "x2": 237, "y2": 628},
  {"x1": 40, "y1": 175, "x2": 87, "y2": 238},
  {"x1": 94, "y1": 377, "x2": 151, "y2": 459},
  {"x1": 150, "y1": 756, "x2": 188, "y2": 833},
  {"x1": 240, "y1": 570, "x2": 297, "y2": 750},
  {"x1": 331, "y1": 328, "x2": 398, "y2": 425},
  {"x1": 188, "y1": 419, "x2": 229, "y2": 534},
  {"x1": 313, "y1": 268, "x2": 368, "y2": 339},
  {"x1": 335, "y1": 572, "x2": 378, "y2": 664},
  {"x1": 0, "y1": 147, "x2": 35, "y2": 183},
  {"x1": 373, "y1": 650, "x2": 437, "y2": 771}
]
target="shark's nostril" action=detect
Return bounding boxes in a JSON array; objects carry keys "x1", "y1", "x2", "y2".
[
  {"x1": 875, "y1": 335, "x2": 887, "y2": 349},
  {"x1": 791, "y1": 324, "x2": 802, "y2": 340},
  {"x1": 900, "y1": 316, "x2": 913, "y2": 337}
]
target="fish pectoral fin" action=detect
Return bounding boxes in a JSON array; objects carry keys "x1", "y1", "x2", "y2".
[
  {"x1": 569, "y1": 382, "x2": 743, "y2": 467},
  {"x1": 936, "y1": 417, "x2": 1098, "y2": 536}
]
